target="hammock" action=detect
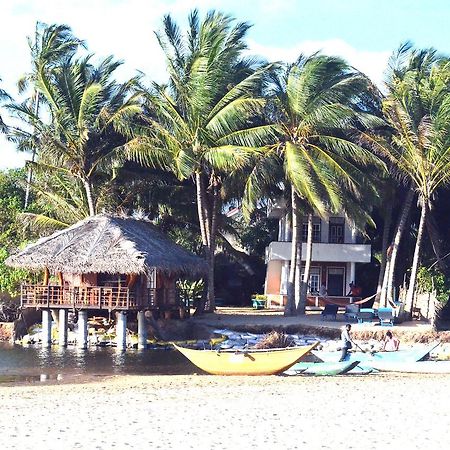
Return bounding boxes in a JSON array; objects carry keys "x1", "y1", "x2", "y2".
[{"x1": 319, "y1": 293, "x2": 377, "y2": 307}]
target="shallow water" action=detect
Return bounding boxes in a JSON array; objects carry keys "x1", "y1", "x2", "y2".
[{"x1": 0, "y1": 342, "x2": 197, "y2": 384}]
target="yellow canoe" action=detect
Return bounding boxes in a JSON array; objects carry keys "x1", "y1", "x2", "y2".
[{"x1": 173, "y1": 342, "x2": 319, "y2": 375}]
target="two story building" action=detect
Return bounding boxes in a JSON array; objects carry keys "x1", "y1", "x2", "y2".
[{"x1": 264, "y1": 201, "x2": 371, "y2": 306}]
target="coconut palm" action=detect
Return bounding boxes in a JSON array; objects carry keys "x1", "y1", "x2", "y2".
[
  {"x1": 18, "y1": 22, "x2": 85, "y2": 208},
  {"x1": 367, "y1": 46, "x2": 450, "y2": 314},
  {"x1": 0, "y1": 78, "x2": 12, "y2": 134},
  {"x1": 8, "y1": 56, "x2": 143, "y2": 217},
  {"x1": 130, "y1": 10, "x2": 276, "y2": 312},
  {"x1": 243, "y1": 55, "x2": 383, "y2": 315}
]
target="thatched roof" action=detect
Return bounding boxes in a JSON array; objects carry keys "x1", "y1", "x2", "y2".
[{"x1": 6, "y1": 215, "x2": 207, "y2": 277}]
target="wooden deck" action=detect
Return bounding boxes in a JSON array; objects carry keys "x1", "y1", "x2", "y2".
[{"x1": 20, "y1": 284, "x2": 164, "y2": 311}]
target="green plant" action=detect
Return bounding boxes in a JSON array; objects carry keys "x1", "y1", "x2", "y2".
[
  {"x1": 417, "y1": 266, "x2": 450, "y2": 304},
  {"x1": 177, "y1": 279, "x2": 205, "y2": 307}
]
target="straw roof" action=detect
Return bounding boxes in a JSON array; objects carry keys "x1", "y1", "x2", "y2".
[{"x1": 6, "y1": 215, "x2": 207, "y2": 277}]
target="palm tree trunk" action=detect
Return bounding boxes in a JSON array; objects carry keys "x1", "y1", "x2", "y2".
[
  {"x1": 194, "y1": 172, "x2": 211, "y2": 315},
  {"x1": 205, "y1": 181, "x2": 219, "y2": 312},
  {"x1": 426, "y1": 211, "x2": 449, "y2": 275},
  {"x1": 374, "y1": 198, "x2": 393, "y2": 309},
  {"x1": 83, "y1": 179, "x2": 96, "y2": 216},
  {"x1": 386, "y1": 188, "x2": 415, "y2": 304},
  {"x1": 24, "y1": 92, "x2": 40, "y2": 209},
  {"x1": 285, "y1": 188, "x2": 299, "y2": 316},
  {"x1": 195, "y1": 172, "x2": 209, "y2": 248},
  {"x1": 406, "y1": 201, "x2": 427, "y2": 316},
  {"x1": 298, "y1": 213, "x2": 312, "y2": 315}
]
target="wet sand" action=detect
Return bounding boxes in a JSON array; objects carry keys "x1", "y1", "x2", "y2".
[{"x1": 1, "y1": 373, "x2": 449, "y2": 450}]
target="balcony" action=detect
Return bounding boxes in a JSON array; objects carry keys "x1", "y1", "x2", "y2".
[
  {"x1": 266, "y1": 241, "x2": 371, "y2": 263},
  {"x1": 20, "y1": 285, "x2": 164, "y2": 311}
]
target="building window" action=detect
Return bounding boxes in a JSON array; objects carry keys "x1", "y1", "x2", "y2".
[
  {"x1": 302, "y1": 218, "x2": 321, "y2": 243},
  {"x1": 329, "y1": 217, "x2": 344, "y2": 243},
  {"x1": 301, "y1": 267, "x2": 321, "y2": 294}
]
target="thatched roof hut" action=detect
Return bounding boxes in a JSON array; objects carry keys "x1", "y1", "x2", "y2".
[{"x1": 6, "y1": 215, "x2": 207, "y2": 278}]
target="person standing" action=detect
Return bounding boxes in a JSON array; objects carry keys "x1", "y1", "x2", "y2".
[{"x1": 339, "y1": 324, "x2": 355, "y2": 361}]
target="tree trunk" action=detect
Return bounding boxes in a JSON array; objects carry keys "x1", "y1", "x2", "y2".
[
  {"x1": 386, "y1": 188, "x2": 415, "y2": 304},
  {"x1": 426, "y1": 211, "x2": 449, "y2": 275},
  {"x1": 83, "y1": 179, "x2": 96, "y2": 216},
  {"x1": 195, "y1": 172, "x2": 209, "y2": 247},
  {"x1": 205, "y1": 180, "x2": 219, "y2": 312},
  {"x1": 24, "y1": 92, "x2": 41, "y2": 209},
  {"x1": 285, "y1": 188, "x2": 299, "y2": 316},
  {"x1": 194, "y1": 172, "x2": 211, "y2": 315},
  {"x1": 298, "y1": 213, "x2": 312, "y2": 315},
  {"x1": 406, "y1": 200, "x2": 428, "y2": 316},
  {"x1": 374, "y1": 197, "x2": 393, "y2": 309}
]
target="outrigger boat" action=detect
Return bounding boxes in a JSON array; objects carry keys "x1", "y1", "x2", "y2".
[
  {"x1": 313, "y1": 343, "x2": 440, "y2": 364},
  {"x1": 369, "y1": 360, "x2": 450, "y2": 374},
  {"x1": 173, "y1": 342, "x2": 319, "y2": 375},
  {"x1": 285, "y1": 360, "x2": 361, "y2": 376}
]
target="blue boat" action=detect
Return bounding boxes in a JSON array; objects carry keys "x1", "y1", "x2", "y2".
[
  {"x1": 285, "y1": 360, "x2": 360, "y2": 376},
  {"x1": 313, "y1": 343, "x2": 440, "y2": 364}
]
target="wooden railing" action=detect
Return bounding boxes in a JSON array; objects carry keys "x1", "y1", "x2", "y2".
[{"x1": 21, "y1": 285, "x2": 163, "y2": 310}]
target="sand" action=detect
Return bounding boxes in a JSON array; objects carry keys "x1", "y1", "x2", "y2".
[{"x1": 0, "y1": 374, "x2": 449, "y2": 450}]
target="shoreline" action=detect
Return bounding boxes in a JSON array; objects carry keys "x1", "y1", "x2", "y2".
[{"x1": 1, "y1": 373, "x2": 450, "y2": 449}]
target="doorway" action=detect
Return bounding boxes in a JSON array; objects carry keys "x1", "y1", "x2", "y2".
[{"x1": 327, "y1": 267, "x2": 345, "y2": 296}]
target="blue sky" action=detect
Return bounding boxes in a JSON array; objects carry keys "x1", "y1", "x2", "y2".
[{"x1": 1, "y1": 0, "x2": 449, "y2": 168}]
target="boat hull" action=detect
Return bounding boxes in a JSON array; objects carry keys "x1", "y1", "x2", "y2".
[
  {"x1": 370, "y1": 361, "x2": 450, "y2": 374},
  {"x1": 285, "y1": 360, "x2": 360, "y2": 376},
  {"x1": 173, "y1": 343, "x2": 319, "y2": 375},
  {"x1": 313, "y1": 343, "x2": 440, "y2": 364}
]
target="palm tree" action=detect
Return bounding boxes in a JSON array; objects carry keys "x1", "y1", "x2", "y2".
[
  {"x1": 9, "y1": 56, "x2": 143, "y2": 217},
  {"x1": 243, "y1": 55, "x2": 383, "y2": 315},
  {"x1": 131, "y1": 10, "x2": 275, "y2": 312},
  {"x1": 0, "y1": 78, "x2": 11, "y2": 134},
  {"x1": 368, "y1": 46, "x2": 450, "y2": 314},
  {"x1": 18, "y1": 22, "x2": 85, "y2": 208}
]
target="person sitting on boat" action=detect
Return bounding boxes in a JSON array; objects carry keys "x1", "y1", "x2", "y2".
[
  {"x1": 339, "y1": 324, "x2": 355, "y2": 361},
  {"x1": 382, "y1": 331, "x2": 400, "y2": 352}
]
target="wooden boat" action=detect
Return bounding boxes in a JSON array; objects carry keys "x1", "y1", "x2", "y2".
[
  {"x1": 285, "y1": 360, "x2": 360, "y2": 376},
  {"x1": 173, "y1": 342, "x2": 319, "y2": 375},
  {"x1": 369, "y1": 361, "x2": 450, "y2": 374},
  {"x1": 313, "y1": 343, "x2": 440, "y2": 364}
]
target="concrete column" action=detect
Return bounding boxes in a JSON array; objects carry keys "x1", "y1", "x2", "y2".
[
  {"x1": 58, "y1": 309, "x2": 68, "y2": 347},
  {"x1": 350, "y1": 262, "x2": 356, "y2": 286},
  {"x1": 41, "y1": 309, "x2": 52, "y2": 348},
  {"x1": 137, "y1": 311, "x2": 147, "y2": 349},
  {"x1": 116, "y1": 312, "x2": 127, "y2": 351},
  {"x1": 77, "y1": 311, "x2": 88, "y2": 350}
]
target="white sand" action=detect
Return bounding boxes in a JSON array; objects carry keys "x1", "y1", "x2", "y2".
[{"x1": 1, "y1": 373, "x2": 449, "y2": 450}]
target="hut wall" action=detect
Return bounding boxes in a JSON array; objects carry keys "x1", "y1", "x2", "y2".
[
  {"x1": 82, "y1": 273, "x2": 98, "y2": 287},
  {"x1": 63, "y1": 273, "x2": 82, "y2": 287}
]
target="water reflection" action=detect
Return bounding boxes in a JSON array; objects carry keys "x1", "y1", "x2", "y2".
[{"x1": 0, "y1": 342, "x2": 197, "y2": 383}]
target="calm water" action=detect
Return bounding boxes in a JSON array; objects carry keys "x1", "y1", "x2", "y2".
[{"x1": 0, "y1": 343, "x2": 198, "y2": 384}]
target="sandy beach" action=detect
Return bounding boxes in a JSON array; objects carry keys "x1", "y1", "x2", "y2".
[{"x1": 1, "y1": 374, "x2": 449, "y2": 450}]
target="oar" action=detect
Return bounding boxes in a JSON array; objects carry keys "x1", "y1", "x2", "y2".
[{"x1": 353, "y1": 342, "x2": 367, "y2": 353}]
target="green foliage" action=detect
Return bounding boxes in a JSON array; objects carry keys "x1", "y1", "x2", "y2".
[
  {"x1": 0, "y1": 169, "x2": 34, "y2": 297},
  {"x1": 177, "y1": 279, "x2": 205, "y2": 307},
  {"x1": 416, "y1": 266, "x2": 450, "y2": 303}
]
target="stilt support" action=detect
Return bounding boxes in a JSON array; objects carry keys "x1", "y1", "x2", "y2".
[
  {"x1": 42, "y1": 309, "x2": 52, "y2": 348},
  {"x1": 77, "y1": 311, "x2": 88, "y2": 350},
  {"x1": 137, "y1": 311, "x2": 147, "y2": 349},
  {"x1": 116, "y1": 312, "x2": 127, "y2": 350},
  {"x1": 58, "y1": 309, "x2": 68, "y2": 347}
]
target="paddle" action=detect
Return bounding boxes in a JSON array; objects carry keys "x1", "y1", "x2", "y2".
[{"x1": 353, "y1": 342, "x2": 367, "y2": 353}]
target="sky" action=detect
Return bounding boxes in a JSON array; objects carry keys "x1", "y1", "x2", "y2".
[{"x1": 1, "y1": 0, "x2": 449, "y2": 169}]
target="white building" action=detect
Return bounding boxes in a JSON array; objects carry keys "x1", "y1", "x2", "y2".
[{"x1": 264, "y1": 200, "x2": 371, "y2": 306}]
